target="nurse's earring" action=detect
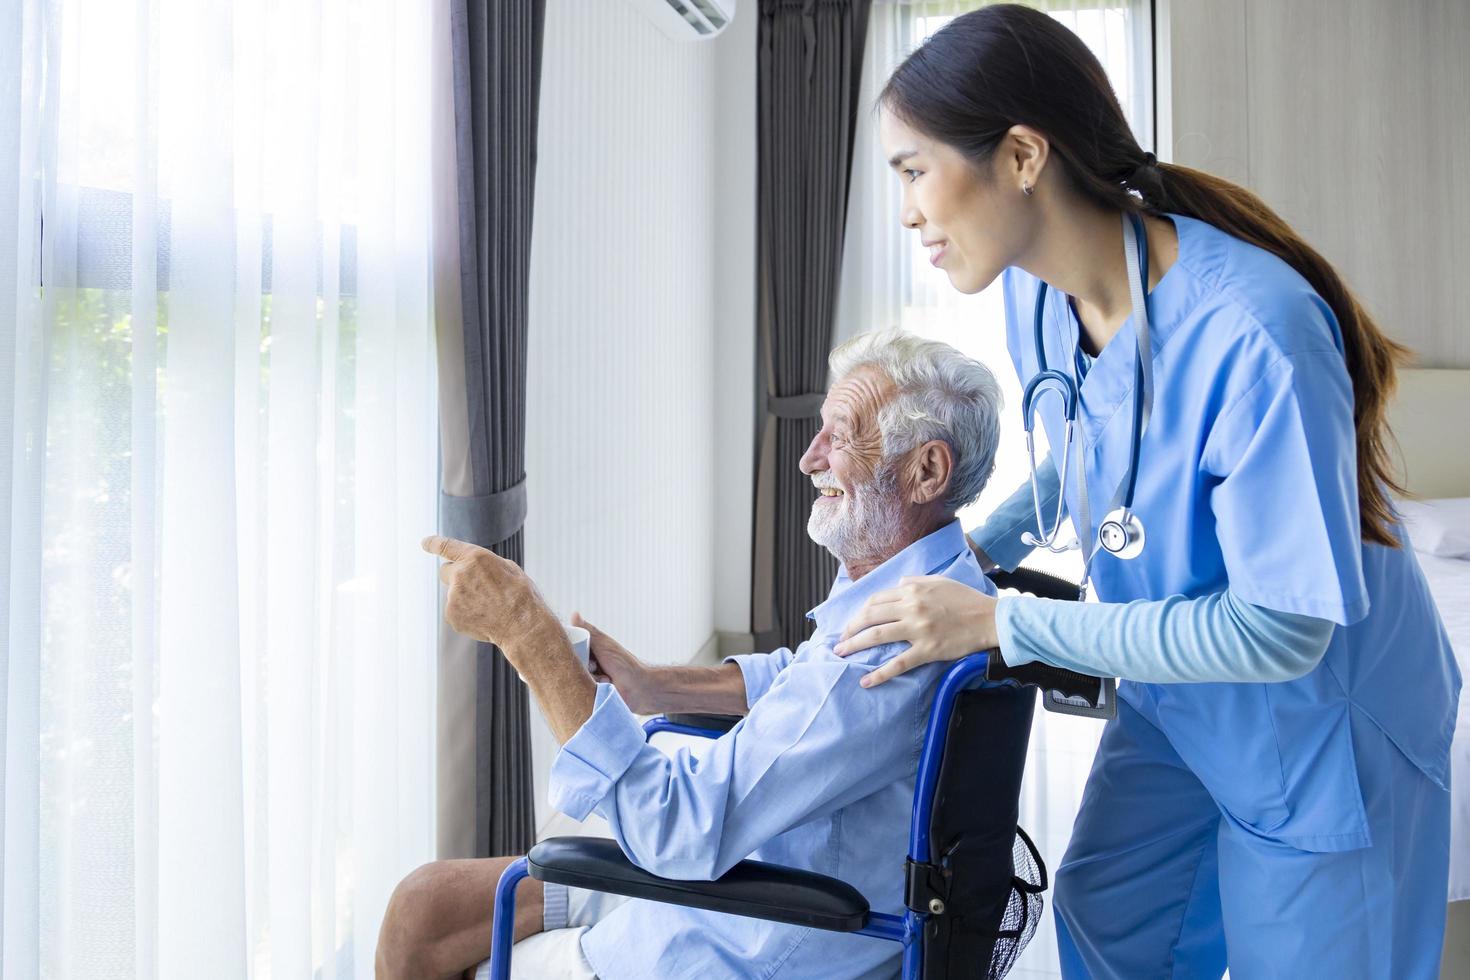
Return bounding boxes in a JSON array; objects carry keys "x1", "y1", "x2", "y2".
[{"x1": 1022, "y1": 182, "x2": 1034, "y2": 197}]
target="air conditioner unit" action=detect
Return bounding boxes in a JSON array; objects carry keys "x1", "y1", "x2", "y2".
[{"x1": 625, "y1": 0, "x2": 737, "y2": 41}]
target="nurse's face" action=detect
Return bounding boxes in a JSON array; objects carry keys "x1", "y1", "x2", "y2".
[{"x1": 878, "y1": 109, "x2": 1033, "y2": 295}]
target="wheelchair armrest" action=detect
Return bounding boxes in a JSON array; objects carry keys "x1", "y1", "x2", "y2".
[
  {"x1": 642, "y1": 713, "x2": 742, "y2": 740},
  {"x1": 526, "y1": 836, "x2": 870, "y2": 932},
  {"x1": 663, "y1": 712, "x2": 741, "y2": 732}
]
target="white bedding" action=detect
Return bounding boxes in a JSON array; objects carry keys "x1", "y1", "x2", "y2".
[{"x1": 1419, "y1": 552, "x2": 1470, "y2": 900}]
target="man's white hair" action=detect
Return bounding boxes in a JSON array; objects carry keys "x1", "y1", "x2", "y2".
[{"x1": 828, "y1": 328, "x2": 1002, "y2": 514}]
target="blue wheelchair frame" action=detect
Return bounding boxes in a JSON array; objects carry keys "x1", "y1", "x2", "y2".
[{"x1": 485, "y1": 651, "x2": 999, "y2": 979}]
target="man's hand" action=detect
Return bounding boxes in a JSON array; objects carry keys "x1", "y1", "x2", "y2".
[
  {"x1": 573, "y1": 613, "x2": 658, "y2": 714},
  {"x1": 424, "y1": 534, "x2": 595, "y2": 744},
  {"x1": 422, "y1": 534, "x2": 559, "y2": 664}
]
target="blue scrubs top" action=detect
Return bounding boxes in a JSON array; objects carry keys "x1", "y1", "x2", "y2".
[{"x1": 1000, "y1": 213, "x2": 1460, "y2": 851}]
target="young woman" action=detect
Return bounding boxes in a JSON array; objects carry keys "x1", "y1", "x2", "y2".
[{"x1": 833, "y1": 5, "x2": 1459, "y2": 976}]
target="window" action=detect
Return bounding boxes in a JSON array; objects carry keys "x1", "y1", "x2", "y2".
[{"x1": 3, "y1": 1, "x2": 439, "y2": 974}]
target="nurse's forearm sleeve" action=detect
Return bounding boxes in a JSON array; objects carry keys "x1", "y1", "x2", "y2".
[
  {"x1": 968, "y1": 454, "x2": 1061, "y2": 573},
  {"x1": 995, "y1": 588, "x2": 1335, "y2": 683}
]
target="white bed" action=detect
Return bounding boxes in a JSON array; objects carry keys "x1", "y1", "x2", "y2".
[
  {"x1": 1387, "y1": 369, "x2": 1470, "y2": 902},
  {"x1": 1419, "y1": 551, "x2": 1470, "y2": 900}
]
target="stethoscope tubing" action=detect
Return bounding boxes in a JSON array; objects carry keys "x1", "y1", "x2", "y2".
[{"x1": 1019, "y1": 210, "x2": 1153, "y2": 566}]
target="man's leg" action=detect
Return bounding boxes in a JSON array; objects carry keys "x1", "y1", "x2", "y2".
[{"x1": 376, "y1": 856, "x2": 545, "y2": 980}]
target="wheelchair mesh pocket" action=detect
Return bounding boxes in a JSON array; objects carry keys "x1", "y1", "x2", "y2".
[{"x1": 986, "y1": 826, "x2": 1046, "y2": 979}]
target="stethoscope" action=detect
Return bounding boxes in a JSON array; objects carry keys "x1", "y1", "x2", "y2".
[{"x1": 1019, "y1": 211, "x2": 1155, "y2": 600}]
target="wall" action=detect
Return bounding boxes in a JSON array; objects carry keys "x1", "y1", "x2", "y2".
[
  {"x1": 1160, "y1": 5, "x2": 1470, "y2": 973},
  {"x1": 1158, "y1": 0, "x2": 1470, "y2": 367},
  {"x1": 711, "y1": 0, "x2": 758, "y2": 645},
  {"x1": 521, "y1": 0, "x2": 754, "y2": 828}
]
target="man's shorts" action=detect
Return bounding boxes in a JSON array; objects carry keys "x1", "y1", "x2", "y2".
[{"x1": 474, "y1": 883, "x2": 627, "y2": 980}]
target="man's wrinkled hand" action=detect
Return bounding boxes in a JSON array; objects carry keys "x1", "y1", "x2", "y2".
[
  {"x1": 573, "y1": 612, "x2": 658, "y2": 713},
  {"x1": 422, "y1": 534, "x2": 558, "y2": 662}
]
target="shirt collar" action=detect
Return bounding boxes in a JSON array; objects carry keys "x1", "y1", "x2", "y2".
[{"x1": 806, "y1": 519, "x2": 970, "y2": 639}]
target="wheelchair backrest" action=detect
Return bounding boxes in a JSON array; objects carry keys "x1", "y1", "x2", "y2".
[
  {"x1": 912, "y1": 679, "x2": 1038, "y2": 979},
  {"x1": 909, "y1": 563, "x2": 1078, "y2": 979}
]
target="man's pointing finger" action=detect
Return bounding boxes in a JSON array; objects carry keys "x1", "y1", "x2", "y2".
[{"x1": 422, "y1": 534, "x2": 475, "y2": 562}]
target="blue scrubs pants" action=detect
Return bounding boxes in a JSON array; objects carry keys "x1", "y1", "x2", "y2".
[{"x1": 1054, "y1": 698, "x2": 1450, "y2": 979}]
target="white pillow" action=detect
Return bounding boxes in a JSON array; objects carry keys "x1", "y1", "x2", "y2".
[{"x1": 1397, "y1": 497, "x2": 1470, "y2": 559}]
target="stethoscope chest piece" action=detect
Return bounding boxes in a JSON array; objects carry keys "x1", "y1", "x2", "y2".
[{"x1": 1098, "y1": 506, "x2": 1145, "y2": 559}]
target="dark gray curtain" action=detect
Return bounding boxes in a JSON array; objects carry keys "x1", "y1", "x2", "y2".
[
  {"x1": 446, "y1": 0, "x2": 546, "y2": 858},
  {"x1": 751, "y1": 0, "x2": 872, "y2": 651}
]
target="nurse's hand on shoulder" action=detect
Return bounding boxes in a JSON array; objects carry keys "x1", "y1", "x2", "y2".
[{"x1": 833, "y1": 575, "x2": 999, "y2": 688}]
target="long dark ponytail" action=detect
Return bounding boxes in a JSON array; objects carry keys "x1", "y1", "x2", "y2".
[{"x1": 881, "y1": 3, "x2": 1411, "y2": 547}]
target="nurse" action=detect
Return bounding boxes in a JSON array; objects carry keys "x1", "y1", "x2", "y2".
[{"x1": 833, "y1": 5, "x2": 1461, "y2": 978}]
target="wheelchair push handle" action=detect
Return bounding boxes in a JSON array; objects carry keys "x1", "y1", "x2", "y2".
[
  {"x1": 981, "y1": 651, "x2": 1116, "y2": 719},
  {"x1": 983, "y1": 566, "x2": 1118, "y2": 719},
  {"x1": 987, "y1": 566, "x2": 1083, "y2": 602},
  {"x1": 985, "y1": 655, "x2": 1100, "y2": 704}
]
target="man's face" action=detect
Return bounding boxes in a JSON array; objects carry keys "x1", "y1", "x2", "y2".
[{"x1": 798, "y1": 367, "x2": 908, "y2": 562}]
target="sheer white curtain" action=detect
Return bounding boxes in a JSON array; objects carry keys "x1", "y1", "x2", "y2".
[
  {"x1": 835, "y1": 2, "x2": 1153, "y2": 976},
  {"x1": 2, "y1": 1, "x2": 438, "y2": 977}
]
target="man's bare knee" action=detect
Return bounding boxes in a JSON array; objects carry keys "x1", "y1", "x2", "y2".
[
  {"x1": 377, "y1": 857, "x2": 537, "y2": 980},
  {"x1": 378, "y1": 861, "x2": 457, "y2": 979}
]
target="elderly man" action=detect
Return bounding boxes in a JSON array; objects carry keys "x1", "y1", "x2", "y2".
[{"x1": 379, "y1": 328, "x2": 1003, "y2": 980}]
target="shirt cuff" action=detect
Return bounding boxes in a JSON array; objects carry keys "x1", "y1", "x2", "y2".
[
  {"x1": 547, "y1": 684, "x2": 649, "y2": 821},
  {"x1": 995, "y1": 595, "x2": 1042, "y2": 668},
  {"x1": 723, "y1": 653, "x2": 780, "y2": 708}
]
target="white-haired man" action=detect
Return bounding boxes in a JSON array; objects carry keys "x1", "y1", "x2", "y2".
[{"x1": 381, "y1": 329, "x2": 1004, "y2": 980}]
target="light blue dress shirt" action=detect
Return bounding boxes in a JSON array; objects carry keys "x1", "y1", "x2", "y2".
[{"x1": 547, "y1": 520, "x2": 993, "y2": 980}]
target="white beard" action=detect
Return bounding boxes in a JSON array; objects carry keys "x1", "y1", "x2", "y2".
[{"x1": 807, "y1": 464, "x2": 907, "y2": 568}]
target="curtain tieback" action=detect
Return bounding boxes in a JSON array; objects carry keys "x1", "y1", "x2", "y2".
[
  {"x1": 440, "y1": 479, "x2": 528, "y2": 549},
  {"x1": 767, "y1": 392, "x2": 825, "y2": 419}
]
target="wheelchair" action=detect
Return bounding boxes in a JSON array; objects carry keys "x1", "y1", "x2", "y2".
[{"x1": 487, "y1": 567, "x2": 1102, "y2": 979}]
